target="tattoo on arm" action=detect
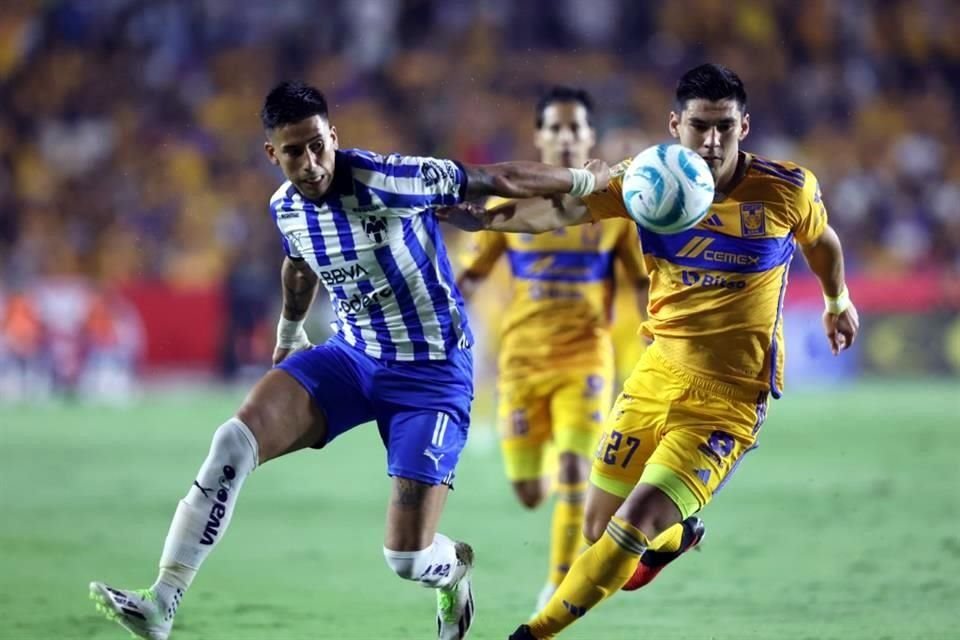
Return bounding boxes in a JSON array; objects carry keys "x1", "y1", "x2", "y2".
[
  {"x1": 281, "y1": 258, "x2": 319, "y2": 321},
  {"x1": 392, "y1": 478, "x2": 431, "y2": 511}
]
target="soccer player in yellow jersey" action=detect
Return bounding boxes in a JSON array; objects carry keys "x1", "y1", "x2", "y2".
[
  {"x1": 457, "y1": 87, "x2": 648, "y2": 612},
  {"x1": 440, "y1": 64, "x2": 860, "y2": 639}
]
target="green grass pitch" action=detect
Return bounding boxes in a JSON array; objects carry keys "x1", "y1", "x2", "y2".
[{"x1": 1, "y1": 380, "x2": 957, "y2": 639}]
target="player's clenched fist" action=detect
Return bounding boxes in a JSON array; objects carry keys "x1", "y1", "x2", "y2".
[{"x1": 823, "y1": 303, "x2": 859, "y2": 356}]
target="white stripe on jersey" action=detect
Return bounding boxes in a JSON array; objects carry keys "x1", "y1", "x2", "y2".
[
  {"x1": 415, "y1": 214, "x2": 470, "y2": 347},
  {"x1": 268, "y1": 149, "x2": 473, "y2": 362}
]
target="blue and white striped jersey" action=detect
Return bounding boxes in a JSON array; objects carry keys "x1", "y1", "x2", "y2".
[{"x1": 269, "y1": 149, "x2": 473, "y2": 361}]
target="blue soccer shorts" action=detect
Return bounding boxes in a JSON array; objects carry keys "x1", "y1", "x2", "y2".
[{"x1": 277, "y1": 337, "x2": 473, "y2": 486}]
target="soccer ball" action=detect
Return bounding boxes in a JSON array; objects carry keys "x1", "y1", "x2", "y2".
[{"x1": 621, "y1": 143, "x2": 715, "y2": 234}]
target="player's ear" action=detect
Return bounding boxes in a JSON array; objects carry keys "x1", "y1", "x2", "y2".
[
  {"x1": 739, "y1": 113, "x2": 750, "y2": 141},
  {"x1": 329, "y1": 125, "x2": 339, "y2": 150},
  {"x1": 668, "y1": 112, "x2": 680, "y2": 138},
  {"x1": 264, "y1": 141, "x2": 279, "y2": 166}
]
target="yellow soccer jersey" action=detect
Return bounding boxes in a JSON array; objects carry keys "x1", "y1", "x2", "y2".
[
  {"x1": 583, "y1": 153, "x2": 828, "y2": 397},
  {"x1": 461, "y1": 197, "x2": 646, "y2": 373}
]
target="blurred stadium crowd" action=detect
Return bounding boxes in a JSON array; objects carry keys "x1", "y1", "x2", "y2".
[{"x1": 0, "y1": 0, "x2": 958, "y2": 396}]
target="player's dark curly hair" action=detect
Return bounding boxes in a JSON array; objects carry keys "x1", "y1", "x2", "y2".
[
  {"x1": 261, "y1": 81, "x2": 329, "y2": 130},
  {"x1": 675, "y1": 64, "x2": 747, "y2": 112},
  {"x1": 535, "y1": 86, "x2": 594, "y2": 129}
]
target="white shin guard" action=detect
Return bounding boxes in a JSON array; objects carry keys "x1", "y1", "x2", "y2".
[{"x1": 384, "y1": 533, "x2": 461, "y2": 589}]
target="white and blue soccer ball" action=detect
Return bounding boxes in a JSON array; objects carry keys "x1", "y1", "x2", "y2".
[{"x1": 622, "y1": 143, "x2": 715, "y2": 234}]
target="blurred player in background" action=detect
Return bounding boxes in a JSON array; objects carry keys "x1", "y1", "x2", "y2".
[
  {"x1": 88, "y1": 81, "x2": 611, "y2": 640},
  {"x1": 457, "y1": 87, "x2": 647, "y2": 612},
  {"x1": 441, "y1": 64, "x2": 860, "y2": 639}
]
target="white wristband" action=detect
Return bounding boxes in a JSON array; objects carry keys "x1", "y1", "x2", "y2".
[
  {"x1": 276, "y1": 317, "x2": 309, "y2": 349},
  {"x1": 823, "y1": 287, "x2": 852, "y2": 315},
  {"x1": 567, "y1": 168, "x2": 596, "y2": 197}
]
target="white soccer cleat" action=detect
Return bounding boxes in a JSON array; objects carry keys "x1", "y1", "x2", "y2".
[
  {"x1": 89, "y1": 581, "x2": 175, "y2": 640},
  {"x1": 436, "y1": 542, "x2": 475, "y2": 640}
]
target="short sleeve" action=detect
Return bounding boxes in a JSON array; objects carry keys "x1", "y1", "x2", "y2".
[
  {"x1": 792, "y1": 169, "x2": 828, "y2": 245},
  {"x1": 350, "y1": 151, "x2": 467, "y2": 212},
  {"x1": 269, "y1": 199, "x2": 302, "y2": 258}
]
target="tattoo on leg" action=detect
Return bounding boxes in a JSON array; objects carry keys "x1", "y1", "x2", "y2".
[{"x1": 393, "y1": 478, "x2": 430, "y2": 510}]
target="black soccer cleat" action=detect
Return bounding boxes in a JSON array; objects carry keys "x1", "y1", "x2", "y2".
[{"x1": 508, "y1": 624, "x2": 538, "y2": 640}]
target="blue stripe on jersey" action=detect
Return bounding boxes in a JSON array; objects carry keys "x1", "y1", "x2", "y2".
[
  {"x1": 374, "y1": 241, "x2": 430, "y2": 360},
  {"x1": 355, "y1": 279, "x2": 396, "y2": 360},
  {"x1": 753, "y1": 157, "x2": 805, "y2": 181},
  {"x1": 752, "y1": 158, "x2": 805, "y2": 189},
  {"x1": 301, "y1": 198, "x2": 332, "y2": 267},
  {"x1": 269, "y1": 202, "x2": 295, "y2": 256},
  {"x1": 423, "y1": 213, "x2": 473, "y2": 346},
  {"x1": 638, "y1": 227, "x2": 794, "y2": 274},
  {"x1": 353, "y1": 176, "x2": 373, "y2": 206},
  {"x1": 332, "y1": 285, "x2": 367, "y2": 353},
  {"x1": 348, "y1": 152, "x2": 422, "y2": 178},
  {"x1": 768, "y1": 250, "x2": 795, "y2": 399},
  {"x1": 326, "y1": 193, "x2": 358, "y2": 261},
  {"x1": 365, "y1": 186, "x2": 460, "y2": 211},
  {"x1": 506, "y1": 249, "x2": 615, "y2": 282},
  {"x1": 271, "y1": 186, "x2": 299, "y2": 257},
  {"x1": 401, "y1": 217, "x2": 456, "y2": 350}
]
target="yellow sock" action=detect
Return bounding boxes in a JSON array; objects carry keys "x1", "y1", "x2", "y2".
[
  {"x1": 547, "y1": 482, "x2": 586, "y2": 587},
  {"x1": 528, "y1": 517, "x2": 648, "y2": 639},
  {"x1": 648, "y1": 522, "x2": 683, "y2": 553}
]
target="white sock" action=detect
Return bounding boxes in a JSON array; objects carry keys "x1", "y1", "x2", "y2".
[
  {"x1": 383, "y1": 533, "x2": 465, "y2": 589},
  {"x1": 152, "y1": 418, "x2": 258, "y2": 612}
]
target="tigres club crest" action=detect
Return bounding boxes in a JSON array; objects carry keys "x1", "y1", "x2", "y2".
[{"x1": 739, "y1": 202, "x2": 766, "y2": 237}]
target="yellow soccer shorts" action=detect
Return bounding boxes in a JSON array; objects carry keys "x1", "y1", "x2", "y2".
[
  {"x1": 590, "y1": 344, "x2": 769, "y2": 519},
  {"x1": 498, "y1": 362, "x2": 614, "y2": 482}
]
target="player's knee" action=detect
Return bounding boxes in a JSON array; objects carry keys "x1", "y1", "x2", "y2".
[
  {"x1": 210, "y1": 418, "x2": 259, "y2": 469},
  {"x1": 513, "y1": 479, "x2": 547, "y2": 509},
  {"x1": 618, "y1": 486, "x2": 683, "y2": 539},
  {"x1": 235, "y1": 402, "x2": 270, "y2": 451},
  {"x1": 582, "y1": 516, "x2": 606, "y2": 545},
  {"x1": 383, "y1": 546, "x2": 431, "y2": 581},
  {"x1": 556, "y1": 451, "x2": 590, "y2": 485}
]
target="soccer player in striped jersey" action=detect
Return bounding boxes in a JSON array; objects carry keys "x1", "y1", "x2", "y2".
[
  {"x1": 457, "y1": 87, "x2": 647, "y2": 613},
  {"x1": 442, "y1": 64, "x2": 859, "y2": 639},
  {"x1": 88, "y1": 81, "x2": 610, "y2": 640}
]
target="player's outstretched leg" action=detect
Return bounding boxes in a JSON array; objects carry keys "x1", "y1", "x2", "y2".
[
  {"x1": 584, "y1": 480, "x2": 706, "y2": 594},
  {"x1": 90, "y1": 369, "x2": 325, "y2": 639},
  {"x1": 622, "y1": 516, "x2": 705, "y2": 591},
  {"x1": 383, "y1": 477, "x2": 475, "y2": 639},
  {"x1": 519, "y1": 483, "x2": 681, "y2": 639}
]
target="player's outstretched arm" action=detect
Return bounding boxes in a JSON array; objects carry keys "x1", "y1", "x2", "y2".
[
  {"x1": 438, "y1": 194, "x2": 593, "y2": 234},
  {"x1": 438, "y1": 158, "x2": 608, "y2": 233},
  {"x1": 462, "y1": 158, "x2": 610, "y2": 201},
  {"x1": 800, "y1": 224, "x2": 860, "y2": 355},
  {"x1": 273, "y1": 256, "x2": 319, "y2": 365}
]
